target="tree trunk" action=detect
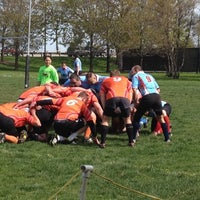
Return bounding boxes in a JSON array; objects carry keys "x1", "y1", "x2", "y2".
[
  {"x1": 89, "y1": 33, "x2": 94, "y2": 72},
  {"x1": 14, "y1": 39, "x2": 20, "y2": 70},
  {"x1": 116, "y1": 49, "x2": 123, "y2": 72},
  {"x1": 106, "y1": 43, "x2": 110, "y2": 73}
]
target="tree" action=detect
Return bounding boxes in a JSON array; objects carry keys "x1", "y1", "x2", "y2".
[
  {"x1": 0, "y1": 0, "x2": 29, "y2": 69},
  {"x1": 64, "y1": 0, "x2": 105, "y2": 71},
  {"x1": 152, "y1": 0, "x2": 198, "y2": 78}
]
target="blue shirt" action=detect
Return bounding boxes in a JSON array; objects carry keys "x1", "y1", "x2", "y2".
[
  {"x1": 57, "y1": 66, "x2": 74, "y2": 80},
  {"x1": 88, "y1": 75, "x2": 108, "y2": 93},
  {"x1": 74, "y1": 57, "x2": 82, "y2": 71},
  {"x1": 63, "y1": 76, "x2": 89, "y2": 88},
  {"x1": 132, "y1": 71, "x2": 159, "y2": 96}
]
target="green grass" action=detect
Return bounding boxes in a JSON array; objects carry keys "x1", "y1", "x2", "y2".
[
  {"x1": 0, "y1": 55, "x2": 118, "y2": 74},
  {"x1": 0, "y1": 58, "x2": 200, "y2": 199}
]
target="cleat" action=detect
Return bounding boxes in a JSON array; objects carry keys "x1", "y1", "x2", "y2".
[
  {"x1": 71, "y1": 138, "x2": 78, "y2": 145},
  {"x1": 49, "y1": 134, "x2": 58, "y2": 146},
  {"x1": 84, "y1": 138, "x2": 93, "y2": 144},
  {"x1": 128, "y1": 142, "x2": 135, "y2": 147},
  {"x1": 18, "y1": 130, "x2": 28, "y2": 143},
  {"x1": 92, "y1": 137, "x2": 100, "y2": 145},
  {"x1": 128, "y1": 140, "x2": 136, "y2": 147},
  {"x1": 99, "y1": 143, "x2": 106, "y2": 148},
  {"x1": 0, "y1": 132, "x2": 5, "y2": 144},
  {"x1": 165, "y1": 139, "x2": 171, "y2": 143}
]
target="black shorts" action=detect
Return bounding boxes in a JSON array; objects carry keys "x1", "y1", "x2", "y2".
[
  {"x1": 54, "y1": 118, "x2": 85, "y2": 137},
  {"x1": 0, "y1": 113, "x2": 18, "y2": 136},
  {"x1": 134, "y1": 93, "x2": 162, "y2": 122},
  {"x1": 103, "y1": 97, "x2": 131, "y2": 118},
  {"x1": 32, "y1": 108, "x2": 56, "y2": 134},
  {"x1": 163, "y1": 103, "x2": 172, "y2": 116}
]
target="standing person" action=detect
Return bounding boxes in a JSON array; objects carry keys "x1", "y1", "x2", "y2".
[
  {"x1": 131, "y1": 65, "x2": 170, "y2": 145},
  {"x1": 37, "y1": 56, "x2": 59, "y2": 85},
  {"x1": 73, "y1": 53, "x2": 82, "y2": 75},
  {"x1": 99, "y1": 70, "x2": 133, "y2": 148},
  {"x1": 57, "y1": 62, "x2": 74, "y2": 85}
]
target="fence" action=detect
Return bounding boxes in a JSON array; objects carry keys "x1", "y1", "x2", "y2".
[{"x1": 122, "y1": 48, "x2": 200, "y2": 72}]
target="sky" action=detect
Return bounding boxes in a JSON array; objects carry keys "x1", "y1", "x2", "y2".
[{"x1": 39, "y1": 41, "x2": 67, "y2": 53}]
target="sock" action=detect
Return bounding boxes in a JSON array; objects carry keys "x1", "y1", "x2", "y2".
[
  {"x1": 154, "y1": 121, "x2": 162, "y2": 134},
  {"x1": 126, "y1": 124, "x2": 133, "y2": 143},
  {"x1": 5, "y1": 134, "x2": 18, "y2": 144},
  {"x1": 132, "y1": 121, "x2": 140, "y2": 140},
  {"x1": 57, "y1": 134, "x2": 67, "y2": 142},
  {"x1": 161, "y1": 123, "x2": 169, "y2": 141},
  {"x1": 100, "y1": 125, "x2": 109, "y2": 144},
  {"x1": 84, "y1": 127, "x2": 91, "y2": 139},
  {"x1": 164, "y1": 116, "x2": 171, "y2": 133},
  {"x1": 67, "y1": 132, "x2": 78, "y2": 141}
]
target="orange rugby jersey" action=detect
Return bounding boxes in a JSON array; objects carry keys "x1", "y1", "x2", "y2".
[
  {"x1": 51, "y1": 96, "x2": 93, "y2": 121},
  {"x1": 70, "y1": 90, "x2": 98, "y2": 108},
  {"x1": 100, "y1": 76, "x2": 132, "y2": 101},
  {"x1": 19, "y1": 86, "x2": 46, "y2": 99},
  {"x1": 0, "y1": 102, "x2": 38, "y2": 127},
  {"x1": 19, "y1": 83, "x2": 61, "y2": 99}
]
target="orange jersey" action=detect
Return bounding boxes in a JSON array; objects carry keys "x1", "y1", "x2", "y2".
[
  {"x1": 100, "y1": 76, "x2": 132, "y2": 101},
  {"x1": 19, "y1": 86, "x2": 46, "y2": 99},
  {"x1": 51, "y1": 96, "x2": 92, "y2": 121},
  {"x1": 71, "y1": 90, "x2": 99, "y2": 108},
  {"x1": 0, "y1": 102, "x2": 38, "y2": 127},
  {"x1": 19, "y1": 83, "x2": 61, "y2": 99},
  {"x1": 53, "y1": 86, "x2": 72, "y2": 97}
]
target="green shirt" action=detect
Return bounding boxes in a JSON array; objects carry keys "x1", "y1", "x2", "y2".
[{"x1": 37, "y1": 65, "x2": 59, "y2": 85}]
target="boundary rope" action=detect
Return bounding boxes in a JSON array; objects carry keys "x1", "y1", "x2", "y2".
[
  {"x1": 93, "y1": 171, "x2": 162, "y2": 200},
  {"x1": 47, "y1": 168, "x2": 162, "y2": 200},
  {"x1": 48, "y1": 170, "x2": 81, "y2": 200}
]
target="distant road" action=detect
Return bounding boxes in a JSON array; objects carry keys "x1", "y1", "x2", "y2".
[{"x1": 23, "y1": 52, "x2": 68, "y2": 57}]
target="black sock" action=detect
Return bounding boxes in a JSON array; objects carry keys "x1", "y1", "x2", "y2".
[
  {"x1": 100, "y1": 125, "x2": 109, "y2": 144},
  {"x1": 132, "y1": 121, "x2": 140, "y2": 140},
  {"x1": 126, "y1": 124, "x2": 133, "y2": 143},
  {"x1": 161, "y1": 123, "x2": 169, "y2": 141}
]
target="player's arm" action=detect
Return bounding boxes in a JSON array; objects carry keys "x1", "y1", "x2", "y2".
[
  {"x1": 93, "y1": 101, "x2": 103, "y2": 120},
  {"x1": 132, "y1": 88, "x2": 140, "y2": 105},
  {"x1": 99, "y1": 91, "x2": 106, "y2": 110},
  {"x1": 30, "y1": 98, "x2": 54, "y2": 109},
  {"x1": 13, "y1": 97, "x2": 34, "y2": 109},
  {"x1": 29, "y1": 107, "x2": 41, "y2": 127},
  {"x1": 45, "y1": 85, "x2": 62, "y2": 98}
]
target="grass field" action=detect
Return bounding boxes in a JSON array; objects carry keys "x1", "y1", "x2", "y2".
[{"x1": 0, "y1": 57, "x2": 200, "y2": 200}]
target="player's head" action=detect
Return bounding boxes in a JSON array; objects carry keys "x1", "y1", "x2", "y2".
[
  {"x1": 78, "y1": 91, "x2": 89, "y2": 104},
  {"x1": 110, "y1": 70, "x2": 120, "y2": 77},
  {"x1": 69, "y1": 73, "x2": 81, "y2": 87},
  {"x1": 131, "y1": 65, "x2": 142, "y2": 75},
  {"x1": 86, "y1": 72, "x2": 97, "y2": 84}
]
